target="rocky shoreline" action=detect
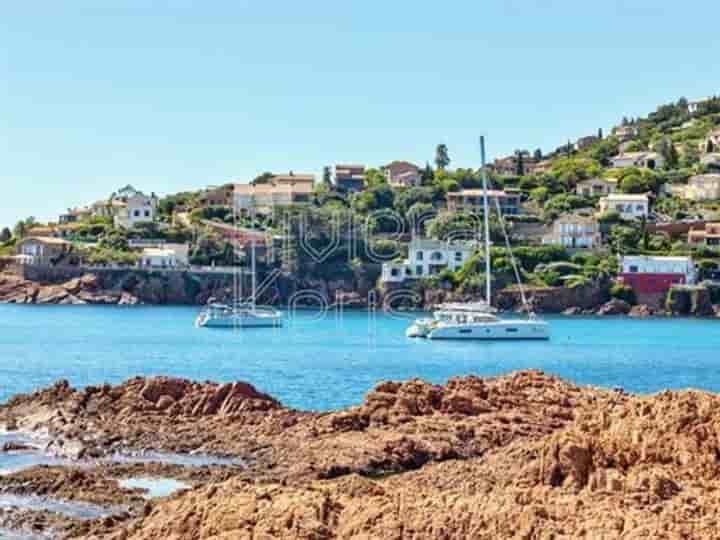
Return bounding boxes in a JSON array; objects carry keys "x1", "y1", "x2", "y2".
[
  {"x1": 0, "y1": 371, "x2": 719, "y2": 538},
  {"x1": 4, "y1": 270, "x2": 720, "y2": 319}
]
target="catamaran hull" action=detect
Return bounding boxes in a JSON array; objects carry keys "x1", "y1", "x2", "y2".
[
  {"x1": 427, "y1": 321, "x2": 549, "y2": 340},
  {"x1": 196, "y1": 314, "x2": 283, "y2": 328}
]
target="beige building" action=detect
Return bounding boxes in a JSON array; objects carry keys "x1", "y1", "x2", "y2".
[
  {"x1": 612, "y1": 125, "x2": 639, "y2": 142},
  {"x1": 198, "y1": 184, "x2": 234, "y2": 207},
  {"x1": 492, "y1": 152, "x2": 537, "y2": 176},
  {"x1": 543, "y1": 214, "x2": 600, "y2": 249},
  {"x1": 610, "y1": 152, "x2": 665, "y2": 170},
  {"x1": 446, "y1": 189, "x2": 522, "y2": 215},
  {"x1": 576, "y1": 177, "x2": 617, "y2": 197},
  {"x1": 688, "y1": 223, "x2": 720, "y2": 247},
  {"x1": 673, "y1": 174, "x2": 720, "y2": 201},
  {"x1": 335, "y1": 164, "x2": 366, "y2": 192},
  {"x1": 383, "y1": 161, "x2": 421, "y2": 187},
  {"x1": 234, "y1": 182, "x2": 313, "y2": 213}
]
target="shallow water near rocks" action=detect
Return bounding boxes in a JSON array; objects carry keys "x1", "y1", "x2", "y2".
[
  {"x1": 0, "y1": 529, "x2": 49, "y2": 540},
  {"x1": 108, "y1": 450, "x2": 243, "y2": 468},
  {"x1": 118, "y1": 477, "x2": 189, "y2": 498},
  {"x1": 0, "y1": 493, "x2": 121, "y2": 519}
]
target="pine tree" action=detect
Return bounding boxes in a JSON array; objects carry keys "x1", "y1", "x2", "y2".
[
  {"x1": 515, "y1": 151, "x2": 525, "y2": 176},
  {"x1": 421, "y1": 162, "x2": 434, "y2": 185},
  {"x1": 435, "y1": 144, "x2": 450, "y2": 171},
  {"x1": 322, "y1": 166, "x2": 333, "y2": 187},
  {"x1": 598, "y1": 127, "x2": 604, "y2": 139},
  {"x1": 533, "y1": 148, "x2": 543, "y2": 161}
]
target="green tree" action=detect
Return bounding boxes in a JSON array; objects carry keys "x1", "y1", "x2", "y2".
[
  {"x1": 657, "y1": 137, "x2": 679, "y2": 169},
  {"x1": 610, "y1": 225, "x2": 641, "y2": 254},
  {"x1": 13, "y1": 217, "x2": 36, "y2": 239},
  {"x1": 421, "y1": 162, "x2": 434, "y2": 185},
  {"x1": 533, "y1": 148, "x2": 543, "y2": 161},
  {"x1": 322, "y1": 166, "x2": 333, "y2": 187},
  {"x1": 252, "y1": 172, "x2": 274, "y2": 185},
  {"x1": 515, "y1": 151, "x2": 525, "y2": 176},
  {"x1": 0, "y1": 227, "x2": 11, "y2": 243},
  {"x1": 435, "y1": 144, "x2": 450, "y2": 171}
]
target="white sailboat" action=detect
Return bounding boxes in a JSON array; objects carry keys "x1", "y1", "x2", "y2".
[
  {"x1": 196, "y1": 208, "x2": 283, "y2": 329},
  {"x1": 406, "y1": 136, "x2": 550, "y2": 340}
]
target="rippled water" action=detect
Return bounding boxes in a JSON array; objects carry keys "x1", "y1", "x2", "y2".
[
  {"x1": 1, "y1": 304, "x2": 720, "y2": 411},
  {"x1": 0, "y1": 493, "x2": 119, "y2": 519},
  {"x1": 118, "y1": 477, "x2": 189, "y2": 498}
]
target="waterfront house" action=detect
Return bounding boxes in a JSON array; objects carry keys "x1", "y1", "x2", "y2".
[
  {"x1": 610, "y1": 152, "x2": 664, "y2": 170},
  {"x1": 382, "y1": 161, "x2": 421, "y2": 187},
  {"x1": 234, "y1": 180, "x2": 313, "y2": 214},
  {"x1": 575, "y1": 177, "x2": 617, "y2": 197},
  {"x1": 334, "y1": 164, "x2": 366, "y2": 192},
  {"x1": 446, "y1": 189, "x2": 522, "y2": 216},
  {"x1": 598, "y1": 193, "x2": 649, "y2": 220},
  {"x1": 198, "y1": 184, "x2": 234, "y2": 208},
  {"x1": 618, "y1": 256, "x2": 697, "y2": 302},
  {"x1": 543, "y1": 214, "x2": 600, "y2": 249},
  {"x1": 688, "y1": 222, "x2": 720, "y2": 247},
  {"x1": 381, "y1": 238, "x2": 477, "y2": 284},
  {"x1": 133, "y1": 240, "x2": 190, "y2": 268},
  {"x1": 17, "y1": 237, "x2": 72, "y2": 265},
  {"x1": 673, "y1": 174, "x2": 720, "y2": 201}
]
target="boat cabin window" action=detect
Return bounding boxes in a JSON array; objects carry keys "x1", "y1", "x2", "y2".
[{"x1": 506, "y1": 328, "x2": 518, "y2": 333}]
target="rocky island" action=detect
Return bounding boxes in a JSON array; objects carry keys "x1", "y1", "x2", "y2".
[{"x1": 0, "y1": 370, "x2": 718, "y2": 538}]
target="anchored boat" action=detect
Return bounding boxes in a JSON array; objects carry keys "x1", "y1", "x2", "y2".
[{"x1": 406, "y1": 136, "x2": 550, "y2": 341}]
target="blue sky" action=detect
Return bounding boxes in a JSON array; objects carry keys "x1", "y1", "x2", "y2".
[{"x1": 2, "y1": 1, "x2": 719, "y2": 228}]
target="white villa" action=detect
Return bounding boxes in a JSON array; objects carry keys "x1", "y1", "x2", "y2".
[
  {"x1": 575, "y1": 178, "x2": 617, "y2": 197},
  {"x1": 543, "y1": 214, "x2": 600, "y2": 249},
  {"x1": 381, "y1": 238, "x2": 477, "y2": 284},
  {"x1": 598, "y1": 193, "x2": 649, "y2": 220},
  {"x1": 111, "y1": 186, "x2": 158, "y2": 229},
  {"x1": 139, "y1": 243, "x2": 190, "y2": 269}
]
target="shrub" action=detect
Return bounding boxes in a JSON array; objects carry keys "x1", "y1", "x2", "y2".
[{"x1": 610, "y1": 282, "x2": 636, "y2": 304}]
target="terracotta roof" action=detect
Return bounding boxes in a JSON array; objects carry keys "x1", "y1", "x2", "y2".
[{"x1": 20, "y1": 236, "x2": 72, "y2": 246}]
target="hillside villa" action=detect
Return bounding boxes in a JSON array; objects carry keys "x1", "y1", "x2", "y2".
[
  {"x1": 598, "y1": 193, "x2": 649, "y2": 220},
  {"x1": 610, "y1": 152, "x2": 664, "y2": 170},
  {"x1": 383, "y1": 161, "x2": 421, "y2": 187},
  {"x1": 446, "y1": 189, "x2": 522, "y2": 215},
  {"x1": 492, "y1": 152, "x2": 538, "y2": 177},
  {"x1": 575, "y1": 135, "x2": 600, "y2": 150},
  {"x1": 688, "y1": 222, "x2": 720, "y2": 247},
  {"x1": 612, "y1": 125, "x2": 639, "y2": 142},
  {"x1": 109, "y1": 186, "x2": 159, "y2": 229},
  {"x1": 543, "y1": 214, "x2": 600, "y2": 249},
  {"x1": 59, "y1": 207, "x2": 92, "y2": 224},
  {"x1": 198, "y1": 184, "x2": 234, "y2": 208},
  {"x1": 234, "y1": 174, "x2": 314, "y2": 213},
  {"x1": 575, "y1": 177, "x2": 617, "y2": 197},
  {"x1": 671, "y1": 174, "x2": 720, "y2": 201},
  {"x1": 334, "y1": 164, "x2": 366, "y2": 192},
  {"x1": 381, "y1": 238, "x2": 477, "y2": 284}
]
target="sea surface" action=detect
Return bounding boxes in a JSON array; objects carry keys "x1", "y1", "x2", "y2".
[{"x1": 1, "y1": 304, "x2": 719, "y2": 411}]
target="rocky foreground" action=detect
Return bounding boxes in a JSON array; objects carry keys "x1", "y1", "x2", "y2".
[{"x1": 1, "y1": 371, "x2": 719, "y2": 538}]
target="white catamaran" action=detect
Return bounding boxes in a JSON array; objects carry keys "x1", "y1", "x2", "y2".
[
  {"x1": 196, "y1": 209, "x2": 283, "y2": 329},
  {"x1": 406, "y1": 136, "x2": 550, "y2": 340}
]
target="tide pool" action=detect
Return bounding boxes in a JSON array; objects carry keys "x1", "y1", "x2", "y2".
[{"x1": 1, "y1": 304, "x2": 719, "y2": 411}]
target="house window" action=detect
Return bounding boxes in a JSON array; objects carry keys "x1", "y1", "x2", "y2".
[
  {"x1": 636, "y1": 205, "x2": 644, "y2": 212},
  {"x1": 416, "y1": 251, "x2": 424, "y2": 261},
  {"x1": 629, "y1": 265, "x2": 639, "y2": 273},
  {"x1": 144, "y1": 210, "x2": 150, "y2": 217},
  {"x1": 416, "y1": 266, "x2": 423, "y2": 276},
  {"x1": 431, "y1": 251, "x2": 442, "y2": 261},
  {"x1": 455, "y1": 252, "x2": 462, "y2": 261},
  {"x1": 134, "y1": 210, "x2": 140, "y2": 217},
  {"x1": 390, "y1": 268, "x2": 399, "y2": 277}
]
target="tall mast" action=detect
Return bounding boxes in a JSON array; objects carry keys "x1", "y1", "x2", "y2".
[
  {"x1": 480, "y1": 136, "x2": 492, "y2": 306},
  {"x1": 250, "y1": 206, "x2": 257, "y2": 310}
]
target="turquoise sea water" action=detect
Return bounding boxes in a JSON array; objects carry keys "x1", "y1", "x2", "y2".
[{"x1": 1, "y1": 305, "x2": 720, "y2": 411}]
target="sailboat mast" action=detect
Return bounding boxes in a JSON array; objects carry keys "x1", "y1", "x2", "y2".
[
  {"x1": 479, "y1": 136, "x2": 492, "y2": 306},
  {"x1": 250, "y1": 207, "x2": 257, "y2": 310}
]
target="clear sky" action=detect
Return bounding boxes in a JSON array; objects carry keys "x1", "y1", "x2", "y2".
[{"x1": 2, "y1": 1, "x2": 719, "y2": 228}]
